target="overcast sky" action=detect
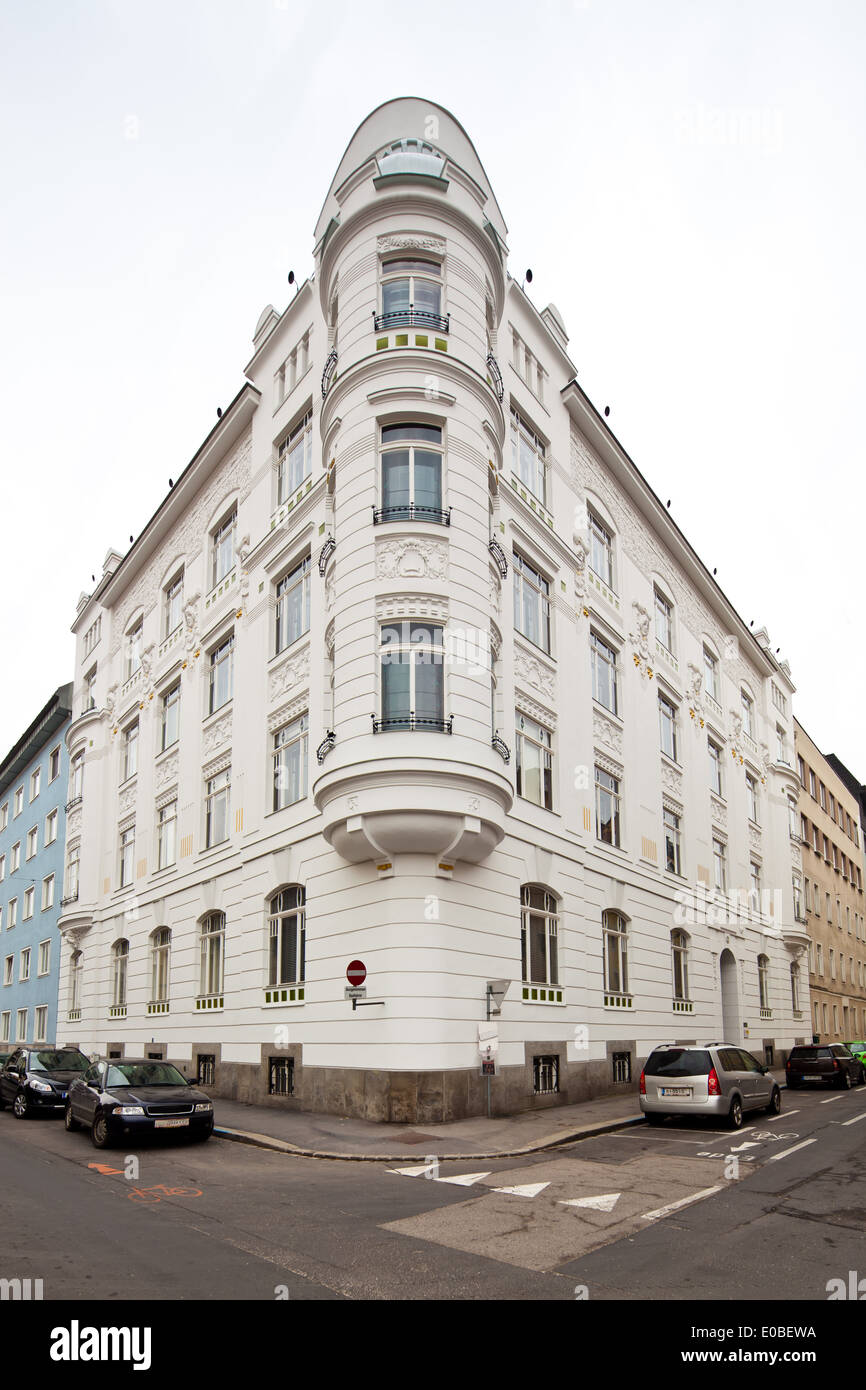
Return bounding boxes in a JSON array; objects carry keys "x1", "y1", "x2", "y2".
[{"x1": 1, "y1": 0, "x2": 864, "y2": 774}]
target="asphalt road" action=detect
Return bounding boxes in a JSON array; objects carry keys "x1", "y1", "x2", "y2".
[{"x1": 0, "y1": 1085, "x2": 863, "y2": 1302}]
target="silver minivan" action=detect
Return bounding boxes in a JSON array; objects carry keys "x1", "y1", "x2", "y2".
[{"x1": 639, "y1": 1042, "x2": 781, "y2": 1129}]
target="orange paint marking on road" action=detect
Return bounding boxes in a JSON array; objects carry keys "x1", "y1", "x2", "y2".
[
  {"x1": 87, "y1": 1162, "x2": 124, "y2": 1175},
  {"x1": 127, "y1": 1184, "x2": 202, "y2": 1203}
]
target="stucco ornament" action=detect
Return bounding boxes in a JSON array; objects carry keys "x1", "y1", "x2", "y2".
[
  {"x1": 183, "y1": 593, "x2": 201, "y2": 652},
  {"x1": 573, "y1": 535, "x2": 589, "y2": 607},
  {"x1": 629, "y1": 600, "x2": 652, "y2": 677},
  {"x1": 375, "y1": 539, "x2": 448, "y2": 581},
  {"x1": 514, "y1": 648, "x2": 555, "y2": 699},
  {"x1": 105, "y1": 684, "x2": 118, "y2": 720},
  {"x1": 686, "y1": 662, "x2": 704, "y2": 730},
  {"x1": 238, "y1": 534, "x2": 251, "y2": 603}
]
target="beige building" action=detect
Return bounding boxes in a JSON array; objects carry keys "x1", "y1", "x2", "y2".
[{"x1": 795, "y1": 720, "x2": 866, "y2": 1043}]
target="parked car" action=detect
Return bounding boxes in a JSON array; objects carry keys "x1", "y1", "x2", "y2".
[
  {"x1": 0, "y1": 1047, "x2": 91, "y2": 1118},
  {"x1": 787, "y1": 1044, "x2": 865, "y2": 1089},
  {"x1": 65, "y1": 1058, "x2": 214, "y2": 1148},
  {"x1": 639, "y1": 1043, "x2": 780, "y2": 1129},
  {"x1": 844, "y1": 1040, "x2": 866, "y2": 1071}
]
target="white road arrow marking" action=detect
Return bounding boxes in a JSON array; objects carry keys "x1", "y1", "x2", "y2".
[
  {"x1": 492, "y1": 1182, "x2": 550, "y2": 1198},
  {"x1": 387, "y1": 1164, "x2": 438, "y2": 1178},
  {"x1": 559, "y1": 1193, "x2": 621, "y2": 1212},
  {"x1": 729, "y1": 1141, "x2": 761, "y2": 1152},
  {"x1": 433, "y1": 1172, "x2": 492, "y2": 1187}
]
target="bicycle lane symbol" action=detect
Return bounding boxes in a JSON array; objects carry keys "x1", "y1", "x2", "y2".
[{"x1": 127, "y1": 1184, "x2": 203, "y2": 1204}]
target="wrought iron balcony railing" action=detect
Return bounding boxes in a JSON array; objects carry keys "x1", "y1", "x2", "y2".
[
  {"x1": 486, "y1": 353, "x2": 504, "y2": 402},
  {"x1": 492, "y1": 733, "x2": 510, "y2": 763},
  {"x1": 316, "y1": 731, "x2": 336, "y2": 765},
  {"x1": 373, "y1": 308, "x2": 450, "y2": 334},
  {"x1": 371, "y1": 714, "x2": 453, "y2": 735},
  {"x1": 372, "y1": 504, "x2": 451, "y2": 526},
  {"x1": 321, "y1": 347, "x2": 337, "y2": 399},
  {"x1": 488, "y1": 538, "x2": 508, "y2": 576}
]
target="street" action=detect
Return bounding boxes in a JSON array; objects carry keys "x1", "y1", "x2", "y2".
[{"x1": 1, "y1": 1087, "x2": 863, "y2": 1301}]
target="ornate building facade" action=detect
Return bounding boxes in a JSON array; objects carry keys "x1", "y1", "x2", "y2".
[{"x1": 57, "y1": 99, "x2": 807, "y2": 1121}]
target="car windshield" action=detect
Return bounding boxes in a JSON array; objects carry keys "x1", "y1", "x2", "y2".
[
  {"x1": 104, "y1": 1063, "x2": 188, "y2": 1088},
  {"x1": 30, "y1": 1050, "x2": 88, "y2": 1072},
  {"x1": 645, "y1": 1049, "x2": 712, "y2": 1077}
]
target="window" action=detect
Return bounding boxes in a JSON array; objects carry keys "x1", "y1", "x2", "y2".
[
  {"x1": 205, "y1": 769, "x2": 231, "y2": 847},
  {"x1": 515, "y1": 713, "x2": 553, "y2": 809},
  {"x1": 23, "y1": 888, "x2": 34, "y2": 920},
  {"x1": 70, "y1": 750, "x2": 84, "y2": 802},
  {"x1": 151, "y1": 928, "x2": 171, "y2": 1003},
  {"x1": 713, "y1": 837, "x2": 727, "y2": 893},
  {"x1": 157, "y1": 800, "x2": 177, "y2": 870},
  {"x1": 749, "y1": 860, "x2": 761, "y2": 909},
  {"x1": 758, "y1": 954, "x2": 770, "y2": 1010},
  {"x1": 16, "y1": 1009, "x2": 27, "y2": 1041},
  {"x1": 829, "y1": 948, "x2": 836, "y2": 979},
  {"x1": 829, "y1": 792, "x2": 836, "y2": 822},
  {"x1": 816, "y1": 943, "x2": 823, "y2": 974},
  {"x1": 268, "y1": 887, "x2": 306, "y2": 986},
  {"x1": 603, "y1": 910, "x2": 629, "y2": 996},
  {"x1": 520, "y1": 886, "x2": 558, "y2": 985},
  {"x1": 513, "y1": 552, "x2": 551, "y2": 653},
  {"x1": 533, "y1": 1055, "x2": 559, "y2": 1095},
  {"x1": 0, "y1": 803, "x2": 6, "y2": 831},
  {"x1": 69, "y1": 951, "x2": 82, "y2": 1015},
  {"x1": 112, "y1": 940, "x2": 129, "y2": 1008},
  {"x1": 119, "y1": 825, "x2": 135, "y2": 888},
  {"x1": 273, "y1": 717, "x2": 308, "y2": 811},
  {"x1": 199, "y1": 913, "x2": 225, "y2": 998},
  {"x1": 11, "y1": 842, "x2": 20, "y2": 872},
  {"x1": 20, "y1": 948, "x2": 30, "y2": 982},
  {"x1": 746, "y1": 772, "x2": 759, "y2": 824},
  {"x1": 197, "y1": 1054, "x2": 215, "y2": 1086},
  {"x1": 275, "y1": 557, "x2": 312, "y2": 654},
  {"x1": 379, "y1": 423, "x2": 443, "y2": 520},
  {"x1": 269, "y1": 1056, "x2": 294, "y2": 1096},
  {"x1": 211, "y1": 509, "x2": 236, "y2": 590},
  {"x1": 122, "y1": 720, "x2": 139, "y2": 781},
  {"x1": 34, "y1": 1006, "x2": 47, "y2": 1041},
  {"x1": 590, "y1": 631, "x2": 618, "y2": 715},
  {"x1": 84, "y1": 666, "x2": 97, "y2": 711},
  {"x1": 819, "y1": 781, "x2": 826, "y2": 811},
  {"x1": 663, "y1": 807, "x2": 682, "y2": 875},
  {"x1": 708, "y1": 740, "x2": 723, "y2": 797},
  {"x1": 658, "y1": 694, "x2": 678, "y2": 761},
  {"x1": 671, "y1": 929, "x2": 690, "y2": 1001},
  {"x1": 654, "y1": 587, "x2": 673, "y2": 652},
  {"x1": 124, "y1": 623, "x2": 142, "y2": 681},
  {"x1": 775, "y1": 725, "x2": 788, "y2": 763},
  {"x1": 29, "y1": 767, "x2": 41, "y2": 801},
  {"x1": 41, "y1": 875, "x2": 54, "y2": 911},
  {"x1": 277, "y1": 412, "x2": 313, "y2": 504},
  {"x1": 9, "y1": 898, "x2": 18, "y2": 930},
  {"x1": 588, "y1": 510, "x2": 614, "y2": 588},
  {"x1": 0, "y1": 1013, "x2": 8, "y2": 1042},
  {"x1": 161, "y1": 682, "x2": 181, "y2": 751},
  {"x1": 380, "y1": 256, "x2": 442, "y2": 322},
  {"x1": 64, "y1": 846, "x2": 79, "y2": 902},
  {"x1": 208, "y1": 634, "x2": 234, "y2": 714},
  {"x1": 771, "y1": 681, "x2": 787, "y2": 716},
  {"x1": 832, "y1": 843, "x2": 839, "y2": 871},
  {"x1": 164, "y1": 571, "x2": 184, "y2": 638},
  {"x1": 595, "y1": 765, "x2": 622, "y2": 847},
  {"x1": 0, "y1": 854, "x2": 4, "y2": 881},
  {"x1": 797, "y1": 755, "x2": 806, "y2": 788},
  {"x1": 83, "y1": 615, "x2": 102, "y2": 656},
  {"x1": 38, "y1": 940, "x2": 50, "y2": 976},
  {"x1": 510, "y1": 408, "x2": 546, "y2": 505},
  {"x1": 4, "y1": 956, "x2": 12, "y2": 985},
  {"x1": 703, "y1": 647, "x2": 719, "y2": 702},
  {"x1": 26, "y1": 826, "x2": 37, "y2": 859},
  {"x1": 14, "y1": 787, "x2": 23, "y2": 817},
  {"x1": 45, "y1": 808, "x2": 58, "y2": 845},
  {"x1": 793, "y1": 876, "x2": 803, "y2": 920},
  {"x1": 379, "y1": 622, "x2": 445, "y2": 728},
  {"x1": 823, "y1": 834, "x2": 830, "y2": 862},
  {"x1": 741, "y1": 691, "x2": 754, "y2": 739}
]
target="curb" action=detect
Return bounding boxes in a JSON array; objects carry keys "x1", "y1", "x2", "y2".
[{"x1": 212, "y1": 1112, "x2": 646, "y2": 1162}]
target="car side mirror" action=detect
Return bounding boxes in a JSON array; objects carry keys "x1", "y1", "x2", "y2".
[{"x1": 760, "y1": 1065, "x2": 769, "y2": 1074}]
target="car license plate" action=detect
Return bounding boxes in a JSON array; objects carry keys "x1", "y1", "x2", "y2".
[
  {"x1": 804, "y1": 1076, "x2": 823, "y2": 1082},
  {"x1": 154, "y1": 1117, "x2": 189, "y2": 1128},
  {"x1": 660, "y1": 1087, "x2": 691, "y2": 1097}
]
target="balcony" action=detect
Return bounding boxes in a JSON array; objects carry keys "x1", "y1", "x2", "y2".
[
  {"x1": 60, "y1": 891, "x2": 79, "y2": 908},
  {"x1": 673, "y1": 999, "x2": 694, "y2": 1013},
  {"x1": 372, "y1": 714, "x2": 453, "y2": 735},
  {"x1": 64, "y1": 796, "x2": 82, "y2": 815},
  {"x1": 373, "y1": 504, "x2": 451, "y2": 527},
  {"x1": 373, "y1": 308, "x2": 449, "y2": 334},
  {"x1": 604, "y1": 993, "x2": 633, "y2": 1009},
  {"x1": 195, "y1": 994, "x2": 223, "y2": 1011},
  {"x1": 109, "y1": 1005, "x2": 127, "y2": 1019},
  {"x1": 147, "y1": 1000, "x2": 169, "y2": 1016},
  {"x1": 67, "y1": 1009, "x2": 81, "y2": 1022}
]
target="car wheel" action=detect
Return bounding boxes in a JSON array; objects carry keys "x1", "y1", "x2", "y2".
[
  {"x1": 190, "y1": 1129, "x2": 212, "y2": 1143},
  {"x1": 91, "y1": 1112, "x2": 112, "y2": 1149},
  {"x1": 787, "y1": 1080, "x2": 800, "y2": 1089},
  {"x1": 842, "y1": 1070, "x2": 853, "y2": 1090},
  {"x1": 64, "y1": 1103, "x2": 81, "y2": 1132},
  {"x1": 766, "y1": 1086, "x2": 781, "y2": 1114},
  {"x1": 728, "y1": 1096, "x2": 743, "y2": 1129},
  {"x1": 12, "y1": 1090, "x2": 29, "y2": 1120},
  {"x1": 646, "y1": 1114, "x2": 666, "y2": 1126}
]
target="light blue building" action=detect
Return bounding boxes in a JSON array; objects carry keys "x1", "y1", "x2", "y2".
[{"x1": 0, "y1": 685, "x2": 72, "y2": 1051}]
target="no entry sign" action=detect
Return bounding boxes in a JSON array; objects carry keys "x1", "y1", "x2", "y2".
[{"x1": 346, "y1": 960, "x2": 367, "y2": 987}]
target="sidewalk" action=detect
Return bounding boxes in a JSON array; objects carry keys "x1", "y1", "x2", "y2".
[{"x1": 211, "y1": 1069, "x2": 788, "y2": 1162}]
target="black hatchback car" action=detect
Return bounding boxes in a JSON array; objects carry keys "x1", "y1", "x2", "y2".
[
  {"x1": 0, "y1": 1047, "x2": 91, "y2": 1118},
  {"x1": 786, "y1": 1044, "x2": 865, "y2": 1089},
  {"x1": 65, "y1": 1058, "x2": 214, "y2": 1148}
]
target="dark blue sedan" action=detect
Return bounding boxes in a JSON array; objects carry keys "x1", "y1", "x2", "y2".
[{"x1": 65, "y1": 1058, "x2": 214, "y2": 1148}]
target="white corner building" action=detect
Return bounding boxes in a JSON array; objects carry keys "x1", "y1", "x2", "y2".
[{"x1": 57, "y1": 98, "x2": 810, "y2": 1121}]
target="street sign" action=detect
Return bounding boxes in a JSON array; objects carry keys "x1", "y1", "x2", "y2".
[
  {"x1": 345, "y1": 986, "x2": 367, "y2": 1000},
  {"x1": 347, "y1": 960, "x2": 367, "y2": 986},
  {"x1": 481, "y1": 1058, "x2": 496, "y2": 1077}
]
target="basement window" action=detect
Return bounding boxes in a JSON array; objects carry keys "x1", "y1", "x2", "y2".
[{"x1": 533, "y1": 1054, "x2": 559, "y2": 1095}]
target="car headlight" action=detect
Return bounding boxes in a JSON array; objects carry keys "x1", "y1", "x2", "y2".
[
  {"x1": 113, "y1": 1105, "x2": 145, "y2": 1115},
  {"x1": 194, "y1": 1102, "x2": 213, "y2": 1112},
  {"x1": 29, "y1": 1078, "x2": 54, "y2": 1093}
]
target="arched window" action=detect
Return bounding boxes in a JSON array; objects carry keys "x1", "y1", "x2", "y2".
[
  {"x1": 268, "y1": 888, "x2": 305, "y2": 987},
  {"x1": 758, "y1": 954, "x2": 770, "y2": 1011},
  {"x1": 671, "y1": 929, "x2": 689, "y2": 1002},
  {"x1": 603, "y1": 910, "x2": 629, "y2": 999},
  {"x1": 112, "y1": 940, "x2": 129, "y2": 1008},
  {"x1": 151, "y1": 928, "x2": 171, "y2": 1005},
  {"x1": 520, "y1": 886, "x2": 558, "y2": 985},
  {"x1": 69, "y1": 950, "x2": 83, "y2": 1017},
  {"x1": 200, "y1": 914, "x2": 225, "y2": 1001}
]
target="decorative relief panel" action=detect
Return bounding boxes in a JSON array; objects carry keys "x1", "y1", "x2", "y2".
[
  {"x1": 594, "y1": 748, "x2": 624, "y2": 779},
  {"x1": 661, "y1": 760, "x2": 683, "y2": 797},
  {"x1": 375, "y1": 594, "x2": 448, "y2": 622},
  {"x1": 202, "y1": 713, "x2": 232, "y2": 758},
  {"x1": 748, "y1": 824, "x2": 763, "y2": 852},
  {"x1": 66, "y1": 808, "x2": 82, "y2": 838},
  {"x1": 269, "y1": 645, "x2": 311, "y2": 702},
  {"x1": 118, "y1": 784, "x2": 136, "y2": 817},
  {"x1": 377, "y1": 234, "x2": 446, "y2": 255},
  {"x1": 376, "y1": 538, "x2": 448, "y2": 581},
  {"x1": 710, "y1": 794, "x2": 728, "y2": 828},
  {"x1": 592, "y1": 709, "x2": 623, "y2": 755},
  {"x1": 155, "y1": 751, "x2": 179, "y2": 792},
  {"x1": 514, "y1": 645, "x2": 555, "y2": 699},
  {"x1": 268, "y1": 694, "x2": 308, "y2": 732},
  {"x1": 515, "y1": 690, "x2": 557, "y2": 729}
]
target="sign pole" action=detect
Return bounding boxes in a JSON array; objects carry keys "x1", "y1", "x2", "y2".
[{"x1": 485, "y1": 984, "x2": 492, "y2": 1119}]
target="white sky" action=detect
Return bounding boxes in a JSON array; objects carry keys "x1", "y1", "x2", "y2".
[{"x1": 1, "y1": 0, "x2": 864, "y2": 773}]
